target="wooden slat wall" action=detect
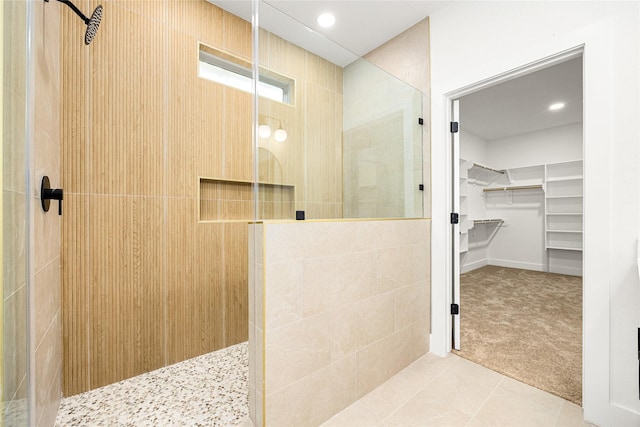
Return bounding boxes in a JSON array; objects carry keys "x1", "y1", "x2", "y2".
[
  {"x1": 258, "y1": 31, "x2": 344, "y2": 219},
  {"x1": 62, "y1": 0, "x2": 90, "y2": 395},
  {"x1": 61, "y1": 0, "x2": 343, "y2": 396}
]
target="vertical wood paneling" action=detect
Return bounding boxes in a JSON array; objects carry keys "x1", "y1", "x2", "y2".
[
  {"x1": 258, "y1": 37, "x2": 343, "y2": 219},
  {"x1": 61, "y1": 6, "x2": 88, "y2": 194},
  {"x1": 166, "y1": 198, "x2": 197, "y2": 363},
  {"x1": 107, "y1": 0, "x2": 166, "y2": 24},
  {"x1": 196, "y1": 222, "x2": 226, "y2": 352},
  {"x1": 259, "y1": 30, "x2": 306, "y2": 80},
  {"x1": 223, "y1": 11, "x2": 252, "y2": 60},
  {"x1": 89, "y1": 195, "x2": 164, "y2": 389},
  {"x1": 223, "y1": 87, "x2": 253, "y2": 181},
  {"x1": 223, "y1": 222, "x2": 248, "y2": 346},
  {"x1": 168, "y1": 30, "x2": 224, "y2": 198},
  {"x1": 305, "y1": 81, "x2": 339, "y2": 218},
  {"x1": 61, "y1": 194, "x2": 90, "y2": 396},
  {"x1": 167, "y1": 0, "x2": 224, "y2": 48},
  {"x1": 165, "y1": 199, "x2": 231, "y2": 366},
  {"x1": 90, "y1": 3, "x2": 164, "y2": 196}
]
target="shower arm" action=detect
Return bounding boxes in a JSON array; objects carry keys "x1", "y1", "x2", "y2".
[{"x1": 45, "y1": 0, "x2": 90, "y2": 25}]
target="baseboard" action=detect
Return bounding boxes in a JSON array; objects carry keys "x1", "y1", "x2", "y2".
[
  {"x1": 547, "y1": 265, "x2": 583, "y2": 277},
  {"x1": 488, "y1": 258, "x2": 545, "y2": 272},
  {"x1": 461, "y1": 259, "x2": 488, "y2": 273},
  {"x1": 462, "y1": 258, "x2": 582, "y2": 276}
]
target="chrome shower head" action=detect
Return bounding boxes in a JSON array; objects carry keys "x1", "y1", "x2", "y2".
[{"x1": 46, "y1": 0, "x2": 103, "y2": 45}]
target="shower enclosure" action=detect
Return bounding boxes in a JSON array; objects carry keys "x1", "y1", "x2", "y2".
[
  {"x1": 3, "y1": 0, "x2": 428, "y2": 425},
  {"x1": 57, "y1": 0, "x2": 426, "y2": 400}
]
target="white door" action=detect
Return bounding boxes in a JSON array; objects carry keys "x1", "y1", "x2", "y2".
[{"x1": 451, "y1": 99, "x2": 461, "y2": 350}]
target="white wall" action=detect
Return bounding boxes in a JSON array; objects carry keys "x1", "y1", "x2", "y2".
[
  {"x1": 461, "y1": 124, "x2": 582, "y2": 273},
  {"x1": 460, "y1": 129, "x2": 487, "y2": 164},
  {"x1": 487, "y1": 122, "x2": 582, "y2": 168},
  {"x1": 430, "y1": 2, "x2": 640, "y2": 425},
  {"x1": 484, "y1": 188, "x2": 546, "y2": 271},
  {"x1": 486, "y1": 124, "x2": 583, "y2": 274}
]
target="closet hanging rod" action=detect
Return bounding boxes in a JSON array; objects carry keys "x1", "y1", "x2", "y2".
[
  {"x1": 483, "y1": 185, "x2": 544, "y2": 192},
  {"x1": 472, "y1": 162, "x2": 506, "y2": 174}
]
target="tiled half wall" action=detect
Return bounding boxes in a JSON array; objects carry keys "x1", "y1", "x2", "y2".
[{"x1": 249, "y1": 219, "x2": 431, "y2": 426}]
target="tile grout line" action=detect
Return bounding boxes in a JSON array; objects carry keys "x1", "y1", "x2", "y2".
[
  {"x1": 375, "y1": 354, "x2": 464, "y2": 426},
  {"x1": 551, "y1": 400, "x2": 569, "y2": 427},
  {"x1": 463, "y1": 374, "x2": 506, "y2": 426}
]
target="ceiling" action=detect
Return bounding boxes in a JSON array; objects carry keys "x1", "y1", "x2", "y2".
[
  {"x1": 208, "y1": 1, "x2": 447, "y2": 66},
  {"x1": 263, "y1": 1, "x2": 448, "y2": 57},
  {"x1": 208, "y1": 1, "x2": 583, "y2": 141},
  {"x1": 460, "y1": 57, "x2": 583, "y2": 141}
]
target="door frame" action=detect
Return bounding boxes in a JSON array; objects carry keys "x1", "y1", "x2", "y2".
[
  {"x1": 448, "y1": 50, "x2": 584, "y2": 352},
  {"x1": 450, "y1": 99, "x2": 460, "y2": 350}
]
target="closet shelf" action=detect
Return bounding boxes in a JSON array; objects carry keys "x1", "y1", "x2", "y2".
[
  {"x1": 545, "y1": 161, "x2": 583, "y2": 255},
  {"x1": 467, "y1": 162, "x2": 508, "y2": 186},
  {"x1": 546, "y1": 212, "x2": 583, "y2": 216},
  {"x1": 483, "y1": 184, "x2": 543, "y2": 192},
  {"x1": 546, "y1": 175, "x2": 583, "y2": 182},
  {"x1": 546, "y1": 246, "x2": 583, "y2": 252},
  {"x1": 473, "y1": 219, "x2": 503, "y2": 224}
]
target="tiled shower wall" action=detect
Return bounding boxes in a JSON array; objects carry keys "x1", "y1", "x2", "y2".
[
  {"x1": 249, "y1": 219, "x2": 431, "y2": 426},
  {"x1": 32, "y1": 1, "x2": 63, "y2": 425},
  {"x1": 3, "y1": 1, "x2": 30, "y2": 424},
  {"x1": 364, "y1": 18, "x2": 431, "y2": 218}
]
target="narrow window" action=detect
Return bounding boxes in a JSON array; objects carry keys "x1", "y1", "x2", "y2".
[{"x1": 198, "y1": 44, "x2": 293, "y2": 105}]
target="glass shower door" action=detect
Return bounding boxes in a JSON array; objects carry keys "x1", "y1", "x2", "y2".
[{"x1": 2, "y1": 0, "x2": 31, "y2": 425}]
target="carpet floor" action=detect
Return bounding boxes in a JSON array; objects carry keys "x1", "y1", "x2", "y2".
[{"x1": 453, "y1": 265, "x2": 582, "y2": 406}]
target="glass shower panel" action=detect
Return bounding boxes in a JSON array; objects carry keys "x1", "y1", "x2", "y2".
[
  {"x1": 2, "y1": 0, "x2": 30, "y2": 425},
  {"x1": 342, "y1": 59, "x2": 423, "y2": 219},
  {"x1": 256, "y1": 1, "x2": 423, "y2": 220}
]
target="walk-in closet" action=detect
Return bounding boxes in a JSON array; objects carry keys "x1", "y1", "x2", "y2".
[
  {"x1": 459, "y1": 125, "x2": 583, "y2": 276},
  {"x1": 453, "y1": 56, "x2": 584, "y2": 405}
]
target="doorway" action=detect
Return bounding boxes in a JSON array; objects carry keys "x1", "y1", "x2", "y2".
[{"x1": 451, "y1": 54, "x2": 584, "y2": 405}]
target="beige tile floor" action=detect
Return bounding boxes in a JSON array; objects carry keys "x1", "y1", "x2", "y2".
[{"x1": 241, "y1": 353, "x2": 596, "y2": 427}]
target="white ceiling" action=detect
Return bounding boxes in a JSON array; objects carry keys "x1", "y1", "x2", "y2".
[
  {"x1": 207, "y1": 1, "x2": 583, "y2": 141},
  {"x1": 208, "y1": 1, "x2": 447, "y2": 66},
  {"x1": 460, "y1": 57, "x2": 583, "y2": 141},
  {"x1": 263, "y1": 1, "x2": 448, "y2": 57}
]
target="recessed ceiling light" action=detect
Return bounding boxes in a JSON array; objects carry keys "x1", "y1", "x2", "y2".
[
  {"x1": 549, "y1": 102, "x2": 565, "y2": 111},
  {"x1": 317, "y1": 13, "x2": 335, "y2": 28}
]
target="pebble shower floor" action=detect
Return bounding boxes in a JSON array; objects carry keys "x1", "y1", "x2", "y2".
[{"x1": 55, "y1": 342, "x2": 249, "y2": 427}]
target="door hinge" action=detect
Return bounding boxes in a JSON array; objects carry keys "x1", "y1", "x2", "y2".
[
  {"x1": 450, "y1": 212, "x2": 459, "y2": 224},
  {"x1": 451, "y1": 303, "x2": 459, "y2": 315},
  {"x1": 418, "y1": 117, "x2": 424, "y2": 125},
  {"x1": 450, "y1": 121, "x2": 459, "y2": 133},
  {"x1": 419, "y1": 184, "x2": 424, "y2": 191}
]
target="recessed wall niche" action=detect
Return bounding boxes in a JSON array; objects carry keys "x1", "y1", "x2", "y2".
[{"x1": 199, "y1": 178, "x2": 295, "y2": 221}]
